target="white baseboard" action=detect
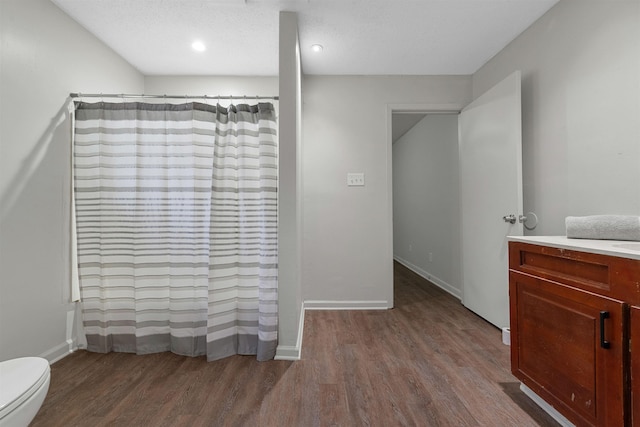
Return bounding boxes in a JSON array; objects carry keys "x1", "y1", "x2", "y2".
[
  {"x1": 275, "y1": 301, "x2": 305, "y2": 361},
  {"x1": 393, "y1": 256, "x2": 461, "y2": 300},
  {"x1": 274, "y1": 345, "x2": 301, "y2": 361},
  {"x1": 304, "y1": 300, "x2": 389, "y2": 310},
  {"x1": 520, "y1": 383, "x2": 575, "y2": 427},
  {"x1": 39, "y1": 338, "x2": 78, "y2": 364}
]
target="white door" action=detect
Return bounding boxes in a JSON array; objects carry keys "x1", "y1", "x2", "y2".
[{"x1": 459, "y1": 70, "x2": 523, "y2": 329}]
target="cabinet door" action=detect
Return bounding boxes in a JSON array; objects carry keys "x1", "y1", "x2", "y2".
[
  {"x1": 510, "y1": 271, "x2": 626, "y2": 426},
  {"x1": 632, "y1": 306, "x2": 640, "y2": 427}
]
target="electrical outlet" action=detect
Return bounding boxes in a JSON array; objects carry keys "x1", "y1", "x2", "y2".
[{"x1": 347, "y1": 173, "x2": 365, "y2": 186}]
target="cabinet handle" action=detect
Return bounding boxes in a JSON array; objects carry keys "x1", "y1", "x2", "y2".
[{"x1": 599, "y1": 311, "x2": 611, "y2": 349}]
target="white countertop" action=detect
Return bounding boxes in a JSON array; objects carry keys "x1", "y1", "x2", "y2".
[{"x1": 508, "y1": 235, "x2": 640, "y2": 260}]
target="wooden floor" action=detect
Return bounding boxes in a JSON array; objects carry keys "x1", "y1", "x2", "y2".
[{"x1": 32, "y1": 262, "x2": 558, "y2": 426}]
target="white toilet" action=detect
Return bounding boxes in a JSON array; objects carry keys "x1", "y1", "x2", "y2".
[{"x1": 0, "y1": 357, "x2": 50, "y2": 427}]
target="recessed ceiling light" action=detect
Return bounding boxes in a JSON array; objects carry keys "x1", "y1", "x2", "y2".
[
  {"x1": 311, "y1": 44, "x2": 323, "y2": 53},
  {"x1": 192, "y1": 41, "x2": 206, "y2": 52}
]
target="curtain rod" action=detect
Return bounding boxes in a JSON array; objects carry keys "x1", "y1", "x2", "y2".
[{"x1": 69, "y1": 93, "x2": 279, "y2": 101}]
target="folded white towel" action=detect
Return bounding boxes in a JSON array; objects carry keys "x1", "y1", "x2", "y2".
[{"x1": 566, "y1": 215, "x2": 640, "y2": 241}]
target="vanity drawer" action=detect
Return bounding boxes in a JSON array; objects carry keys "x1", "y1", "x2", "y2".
[{"x1": 509, "y1": 242, "x2": 640, "y2": 305}]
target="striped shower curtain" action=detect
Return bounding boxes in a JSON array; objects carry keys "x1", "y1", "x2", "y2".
[{"x1": 72, "y1": 101, "x2": 278, "y2": 361}]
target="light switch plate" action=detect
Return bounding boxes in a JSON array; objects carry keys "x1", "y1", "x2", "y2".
[{"x1": 347, "y1": 173, "x2": 365, "y2": 186}]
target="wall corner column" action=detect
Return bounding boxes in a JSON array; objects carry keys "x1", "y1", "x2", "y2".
[{"x1": 275, "y1": 11, "x2": 304, "y2": 360}]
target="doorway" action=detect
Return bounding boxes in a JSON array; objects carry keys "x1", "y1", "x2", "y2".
[
  {"x1": 389, "y1": 110, "x2": 463, "y2": 303},
  {"x1": 387, "y1": 71, "x2": 523, "y2": 328}
]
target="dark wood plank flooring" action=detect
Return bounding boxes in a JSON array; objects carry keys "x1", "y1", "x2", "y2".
[{"x1": 31, "y1": 262, "x2": 558, "y2": 426}]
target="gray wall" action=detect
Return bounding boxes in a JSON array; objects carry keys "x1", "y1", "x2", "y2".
[
  {"x1": 0, "y1": 0, "x2": 144, "y2": 361},
  {"x1": 302, "y1": 76, "x2": 471, "y2": 306},
  {"x1": 144, "y1": 76, "x2": 278, "y2": 102},
  {"x1": 473, "y1": 0, "x2": 640, "y2": 235},
  {"x1": 393, "y1": 114, "x2": 461, "y2": 297}
]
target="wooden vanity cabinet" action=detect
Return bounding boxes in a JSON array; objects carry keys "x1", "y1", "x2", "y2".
[{"x1": 509, "y1": 241, "x2": 640, "y2": 426}]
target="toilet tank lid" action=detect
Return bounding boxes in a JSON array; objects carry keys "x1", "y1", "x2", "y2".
[{"x1": 0, "y1": 357, "x2": 50, "y2": 411}]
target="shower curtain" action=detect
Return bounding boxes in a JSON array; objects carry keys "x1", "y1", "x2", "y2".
[{"x1": 72, "y1": 101, "x2": 278, "y2": 361}]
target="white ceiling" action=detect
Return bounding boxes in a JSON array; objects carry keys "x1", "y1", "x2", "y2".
[{"x1": 51, "y1": 0, "x2": 559, "y2": 76}]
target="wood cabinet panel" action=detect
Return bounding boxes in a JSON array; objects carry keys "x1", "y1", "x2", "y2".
[
  {"x1": 632, "y1": 306, "x2": 640, "y2": 427},
  {"x1": 510, "y1": 270, "x2": 626, "y2": 426}
]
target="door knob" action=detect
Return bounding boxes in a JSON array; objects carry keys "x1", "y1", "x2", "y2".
[{"x1": 503, "y1": 214, "x2": 516, "y2": 224}]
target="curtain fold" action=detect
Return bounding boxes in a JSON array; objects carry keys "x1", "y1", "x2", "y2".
[{"x1": 73, "y1": 101, "x2": 278, "y2": 361}]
